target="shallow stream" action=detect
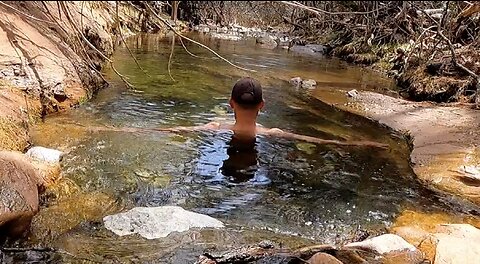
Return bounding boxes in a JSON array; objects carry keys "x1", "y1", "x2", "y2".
[{"x1": 17, "y1": 34, "x2": 478, "y2": 263}]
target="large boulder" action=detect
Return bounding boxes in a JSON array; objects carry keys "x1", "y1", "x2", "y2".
[
  {"x1": 103, "y1": 206, "x2": 224, "y2": 239},
  {"x1": 0, "y1": 151, "x2": 44, "y2": 237}
]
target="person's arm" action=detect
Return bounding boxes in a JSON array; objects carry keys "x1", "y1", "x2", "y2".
[{"x1": 259, "y1": 127, "x2": 388, "y2": 149}]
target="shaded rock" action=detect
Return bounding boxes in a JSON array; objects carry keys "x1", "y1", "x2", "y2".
[
  {"x1": 0, "y1": 151, "x2": 43, "y2": 237},
  {"x1": 103, "y1": 206, "x2": 224, "y2": 239},
  {"x1": 344, "y1": 234, "x2": 416, "y2": 254},
  {"x1": 26, "y1": 146, "x2": 63, "y2": 164},
  {"x1": 305, "y1": 44, "x2": 328, "y2": 54},
  {"x1": 256, "y1": 35, "x2": 277, "y2": 49},
  {"x1": 307, "y1": 253, "x2": 343, "y2": 264},
  {"x1": 289, "y1": 77, "x2": 302, "y2": 86},
  {"x1": 301, "y1": 79, "x2": 317, "y2": 89}
]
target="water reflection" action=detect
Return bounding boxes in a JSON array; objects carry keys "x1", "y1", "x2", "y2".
[{"x1": 194, "y1": 131, "x2": 270, "y2": 185}]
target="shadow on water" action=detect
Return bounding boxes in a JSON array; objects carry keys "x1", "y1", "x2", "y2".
[{"x1": 13, "y1": 33, "x2": 479, "y2": 263}]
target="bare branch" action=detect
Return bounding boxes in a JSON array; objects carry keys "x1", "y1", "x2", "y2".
[
  {"x1": 279, "y1": 1, "x2": 388, "y2": 16},
  {"x1": 143, "y1": 2, "x2": 256, "y2": 73}
]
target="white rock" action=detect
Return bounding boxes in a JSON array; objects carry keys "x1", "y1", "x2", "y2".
[
  {"x1": 344, "y1": 234, "x2": 416, "y2": 254},
  {"x1": 301, "y1": 79, "x2": 317, "y2": 89},
  {"x1": 26, "y1": 146, "x2": 63, "y2": 163},
  {"x1": 347, "y1": 89, "x2": 359, "y2": 97},
  {"x1": 103, "y1": 206, "x2": 224, "y2": 239}
]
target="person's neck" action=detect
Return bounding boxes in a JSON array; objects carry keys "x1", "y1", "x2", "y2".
[{"x1": 232, "y1": 111, "x2": 258, "y2": 138}]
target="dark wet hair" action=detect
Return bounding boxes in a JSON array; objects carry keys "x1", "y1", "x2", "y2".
[{"x1": 231, "y1": 77, "x2": 263, "y2": 106}]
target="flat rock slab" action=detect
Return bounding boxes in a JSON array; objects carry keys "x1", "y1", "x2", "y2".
[
  {"x1": 311, "y1": 89, "x2": 480, "y2": 205},
  {"x1": 103, "y1": 206, "x2": 224, "y2": 239}
]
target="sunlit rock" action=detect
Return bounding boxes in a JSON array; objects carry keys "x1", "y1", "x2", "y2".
[
  {"x1": 434, "y1": 224, "x2": 480, "y2": 264},
  {"x1": 103, "y1": 206, "x2": 224, "y2": 239},
  {"x1": 344, "y1": 234, "x2": 416, "y2": 254}
]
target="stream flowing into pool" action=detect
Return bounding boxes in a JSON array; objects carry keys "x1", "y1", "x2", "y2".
[{"x1": 19, "y1": 34, "x2": 477, "y2": 263}]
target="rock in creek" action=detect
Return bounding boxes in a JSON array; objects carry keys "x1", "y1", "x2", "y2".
[
  {"x1": 289, "y1": 77, "x2": 302, "y2": 87},
  {"x1": 301, "y1": 79, "x2": 317, "y2": 89},
  {"x1": 256, "y1": 35, "x2": 277, "y2": 49},
  {"x1": 344, "y1": 234, "x2": 416, "y2": 254},
  {"x1": 103, "y1": 206, "x2": 224, "y2": 239},
  {"x1": 26, "y1": 146, "x2": 63, "y2": 164},
  {"x1": 0, "y1": 151, "x2": 44, "y2": 237}
]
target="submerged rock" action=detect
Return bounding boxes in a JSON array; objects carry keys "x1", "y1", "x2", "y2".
[
  {"x1": 256, "y1": 35, "x2": 277, "y2": 49},
  {"x1": 0, "y1": 151, "x2": 44, "y2": 237},
  {"x1": 103, "y1": 206, "x2": 224, "y2": 239},
  {"x1": 344, "y1": 234, "x2": 416, "y2": 254},
  {"x1": 26, "y1": 146, "x2": 63, "y2": 164}
]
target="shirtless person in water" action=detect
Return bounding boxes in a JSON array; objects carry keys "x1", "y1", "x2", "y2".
[{"x1": 169, "y1": 77, "x2": 387, "y2": 148}]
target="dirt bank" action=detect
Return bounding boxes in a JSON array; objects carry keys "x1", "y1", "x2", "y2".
[
  {"x1": 0, "y1": 1, "x2": 162, "y2": 151},
  {"x1": 311, "y1": 87, "x2": 480, "y2": 206}
]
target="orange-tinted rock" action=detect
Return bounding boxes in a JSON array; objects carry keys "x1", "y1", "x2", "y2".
[{"x1": 0, "y1": 151, "x2": 43, "y2": 237}]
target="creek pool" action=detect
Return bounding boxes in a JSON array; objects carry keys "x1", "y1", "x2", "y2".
[{"x1": 19, "y1": 34, "x2": 476, "y2": 263}]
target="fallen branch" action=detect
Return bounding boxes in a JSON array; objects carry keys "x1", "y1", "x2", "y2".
[{"x1": 143, "y1": 2, "x2": 256, "y2": 73}]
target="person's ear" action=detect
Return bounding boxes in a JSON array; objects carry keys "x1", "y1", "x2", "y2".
[
  {"x1": 229, "y1": 98, "x2": 235, "y2": 109},
  {"x1": 258, "y1": 100, "x2": 265, "y2": 110}
]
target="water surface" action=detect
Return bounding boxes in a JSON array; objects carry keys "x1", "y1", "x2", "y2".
[{"x1": 24, "y1": 34, "x2": 478, "y2": 263}]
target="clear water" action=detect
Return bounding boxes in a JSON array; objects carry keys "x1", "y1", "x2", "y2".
[{"x1": 20, "y1": 34, "x2": 478, "y2": 263}]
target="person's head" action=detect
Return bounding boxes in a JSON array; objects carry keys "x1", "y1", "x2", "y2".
[{"x1": 229, "y1": 77, "x2": 264, "y2": 117}]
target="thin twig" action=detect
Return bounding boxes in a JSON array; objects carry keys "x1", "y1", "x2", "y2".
[
  {"x1": 143, "y1": 2, "x2": 256, "y2": 73},
  {"x1": 168, "y1": 35, "x2": 176, "y2": 81}
]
